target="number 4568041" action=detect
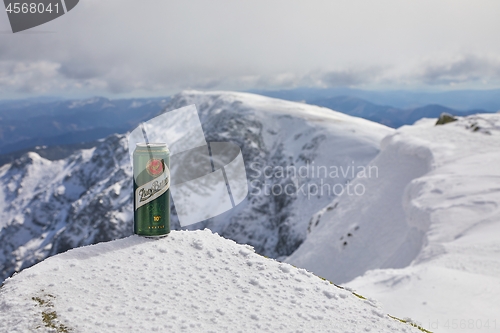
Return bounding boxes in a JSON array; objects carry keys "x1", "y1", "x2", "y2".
[{"x1": 5, "y1": 2, "x2": 60, "y2": 14}]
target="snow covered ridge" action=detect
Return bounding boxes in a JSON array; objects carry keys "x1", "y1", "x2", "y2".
[
  {"x1": 163, "y1": 91, "x2": 392, "y2": 257},
  {"x1": 0, "y1": 91, "x2": 392, "y2": 282},
  {"x1": 0, "y1": 230, "x2": 423, "y2": 333},
  {"x1": 287, "y1": 114, "x2": 500, "y2": 332}
]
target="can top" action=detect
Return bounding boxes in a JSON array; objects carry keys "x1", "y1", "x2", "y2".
[
  {"x1": 134, "y1": 143, "x2": 169, "y2": 153},
  {"x1": 136, "y1": 143, "x2": 167, "y2": 148}
]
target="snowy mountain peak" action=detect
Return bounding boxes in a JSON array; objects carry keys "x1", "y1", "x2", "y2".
[
  {"x1": 163, "y1": 90, "x2": 393, "y2": 258},
  {"x1": 10, "y1": 151, "x2": 47, "y2": 169},
  {"x1": 0, "y1": 230, "x2": 422, "y2": 333},
  {"x1": 170, "y1": 90, "x2": 394, "y2": 132}
]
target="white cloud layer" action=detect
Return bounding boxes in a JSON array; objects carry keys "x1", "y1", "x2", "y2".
[{"x1": 0, "y1": 0, "x2": 499, "y2": 98}]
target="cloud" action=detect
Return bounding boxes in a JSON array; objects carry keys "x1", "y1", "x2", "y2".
[
  {"x1": 59, "y1": 63, "x2": 106, "y2": 81},
  {"x1": 411, "y1": 54, "x2": 500, "y2": 85},
  {"x1": 1, "y1": 54, "x2": 500, "y2": 98},
  {"x1": 0, "y1": 61, "x2": 61, "y2": 93},
  {"x1": 316, "y1": 68, "x2": 385, "y2": 88},
  {"x1": 0, "y1": 1, "x2": 498, "y2": 98}
]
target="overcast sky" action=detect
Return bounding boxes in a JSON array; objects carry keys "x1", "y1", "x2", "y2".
[{"x1": 1, "y1": 0, "x2": 499, "y2": 99}]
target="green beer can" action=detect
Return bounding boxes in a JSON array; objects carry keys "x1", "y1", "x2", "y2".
[{"x1": 133, "y1": 143, "x2": 170, "y2": 237}]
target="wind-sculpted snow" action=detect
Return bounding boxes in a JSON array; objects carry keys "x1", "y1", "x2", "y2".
[
  {"x1": 286, "y1": 128, "x2": 434, "y2": 283},
  {"x1": 0, "y1": 91, "x2": 392, "y2": 282},
  {"x1": 0, "y1": 230, "x2": 422, "y2": 333},
  {"x1": 287, "y1": 114, "x2": 500, "y2": 333}
]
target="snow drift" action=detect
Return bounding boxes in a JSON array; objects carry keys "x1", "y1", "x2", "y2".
[
  {"x1": 287, "y1": 114, "x2": 500, "y2": 332},
  {"x1": 0, "y1": 229, "x2": 422, "y2": 333}
]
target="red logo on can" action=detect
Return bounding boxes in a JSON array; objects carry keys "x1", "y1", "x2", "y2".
[{"x1": 146, "y1": 159, "x2": 164, "y2": 177}]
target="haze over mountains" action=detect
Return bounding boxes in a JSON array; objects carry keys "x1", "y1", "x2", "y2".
[
  {"x1": 0, "y1": 97, "x2": 169, "y2": 164},
  {"x1": 254, "y1": 87, "x2": 500, "y2": 111},
  {"x1": 255, "y1": 88, "x2": 497, "y2": 128}
]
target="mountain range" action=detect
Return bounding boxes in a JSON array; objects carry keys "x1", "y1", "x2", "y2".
[
  {"x1": 0, "y1": 91, "x2": 391, "y2": 282},
  {"x1": 253, "y1": 87, "x2": 500, "y2": 111}
]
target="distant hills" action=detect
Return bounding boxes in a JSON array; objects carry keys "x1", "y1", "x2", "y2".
[
  {"x1": 0, "y1": 97, "x2": 169, "y2": 164},
  {"x1": 307, "y1": 95, "x2": 492, "y2": 128},
  {"x1": 252, "y1": 87, "x2": 500, "y2": 111},
  {"x1": 0, "y1": 89, "x2": 498, "y2": 164},
  {"x1": 251, "y1": 87, "x2": 498, "y2": 128}
]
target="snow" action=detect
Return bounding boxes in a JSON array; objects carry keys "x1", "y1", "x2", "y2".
[
  {"x1": 0, "y1": 153, "x2": 65, "y2": 231},
  {"x1": 286, "y1": 133, "x2": 432, "y2": 282},
  {"x1": 287, "y1": 114, "x2": 500, "y2": 333},
  {"x1": 0, "y1": 230, "x2": 421, "y2": 333}
]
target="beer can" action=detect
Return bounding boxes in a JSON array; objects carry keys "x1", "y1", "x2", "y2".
[{"x1": 133, "y1": 143, "x2": 170, "y2": 237}]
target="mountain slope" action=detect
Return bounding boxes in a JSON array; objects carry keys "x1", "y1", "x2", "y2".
[
  {"x1": 286, "y1": 113, "x2": 500, "y2": 332},
  {"x1": 161, "y1": 91, "x2": 393, "y2": 258},
  {"x1": 0, "y1": 91, "x2": 393, "y2": 282},
  {"x1": 0, "y1": 229, "x2": 422, "y2": 333},
  {"x1": 0, "y1": 134, "x2": 133, "y2": 281}
]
